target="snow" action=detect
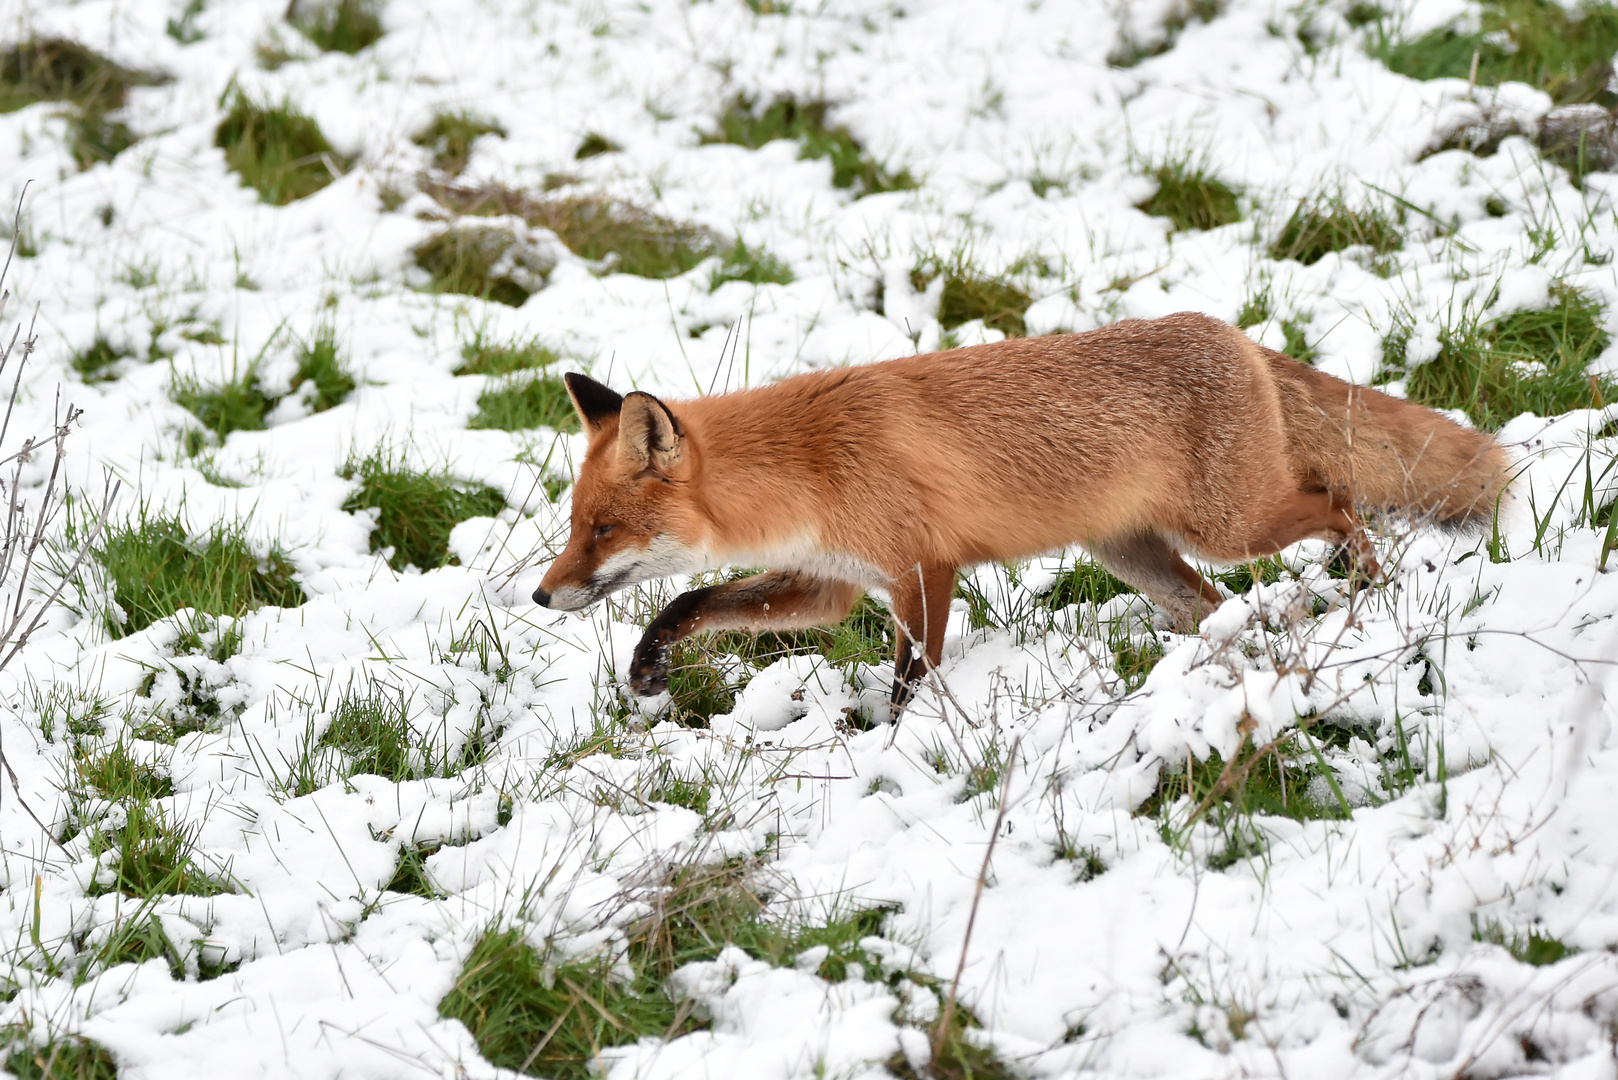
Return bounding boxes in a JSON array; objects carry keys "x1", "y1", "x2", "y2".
[{"x1": 0, "y1": 0, "x2": 1617, "y2": 1076}]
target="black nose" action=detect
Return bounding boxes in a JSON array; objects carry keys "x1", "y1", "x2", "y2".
[{"x1": 532, "y1": 586, "x2": 552, "y2": 607}]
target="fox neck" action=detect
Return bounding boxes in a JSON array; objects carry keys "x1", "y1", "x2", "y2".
[{"x1": 674, "y1": 409, "x2": 889, "y2": 587}]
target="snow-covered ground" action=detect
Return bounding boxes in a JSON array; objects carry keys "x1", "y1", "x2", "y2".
[{"x1": 2, "y1": 0, "x2": 1618, "y2": 1076}]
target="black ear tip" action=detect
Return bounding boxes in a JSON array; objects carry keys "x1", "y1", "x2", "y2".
[{"x1": 566, "y1": 372, "x2": 625, "y2": 428}]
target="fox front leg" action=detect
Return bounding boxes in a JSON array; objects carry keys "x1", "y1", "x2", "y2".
[
  {"x1": 628, "y1": 571, "x2": 861, "y2": 696},
  {"x1": 886, "y1": 562, "x2": 958, "y2": 712}
]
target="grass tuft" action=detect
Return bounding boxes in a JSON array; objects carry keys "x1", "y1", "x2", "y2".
[
  {"x1": 1136, "y1": 155, "x2": 1242, "y2": 232},
  {"x1": 0, "y1": 39, "x2": 155, "y2": 114},
  {"x1": 96, "y1": 512, "x2": 303, "y2": 637},
  {"x1": 75, "y1": 740, "x2": 173, "y2": 802},
  {"x1": 455, "y1": 332, "x2": 560, "y2": 376},
  {"x1": 912, "y1": 256, "x2": 1033, "y2": 338},
  {"x1": 0, "y1": 39, "x2": 163, "y2": 170},
  {"x1": 1141, "y1": 730, "x2": 1351, "y2": 868},
  {"x1": 386, "y1": 842, "x2": 443, "y2": 896},
  {"x1": 414, "y1": 224, "x2": 538, "y2": 307},
  {"x1": 1472, "y1": 918, "x2": 1576, "y2": 965},
  {"x1": 414, "y1": 111, "x2": 505, "y2": 176},
  {"x1": 442, "y1": 864, "x2": 916, "y2": 1079},
  {"x1": 1368, "y1": 0, "x2": 1618, "y2": 107},
  {"x1": 172, "y1": 362, "x2": 274, "y2": 443},
  {"x1": 341, "y1": 447, "x2": 506, "y2": 570},
  {"x1": 293, "y1": 324, "x2": 356, "y2": 412},
  {"x1": 1040, "y1": 559, "x2": 1135, "y2": 610},
  {"x1": 85, "y1": 800, "x2": 231, "y2": 898},
  {"x1": 71, "y1": 337, "x2": 134, "y2": 383},
  {"x1": 1399, "y1": 282, "x2": 1612, "y2": 428},
  {"x1": 4, "y1": 1035, "x2": 118, "y2": 1080},
  {"x1": 216, "y1": 87, "x2": 343, "y2": 205},
  {"x1": 319, "y1": 680, "x2": 452, "y2": 782},
  {"x1": 1268, "y1": 192, "x2": 1401, "y2": 267},
  {"x1": 469, "y1": 373, "x2": 577, "y2": 432},
  {"x1": 703, "y1": 95, "x2": 916, "y2": 196},
  {"x1": 167, "y1": 0, "x2": 208, "y2": 44},
  {"x1": 424, "y1": 181, "x2": 719, "y2": 281},
  {"x1": 709, "y1": 237, "x2": 794, "y2": 291},
  {"x1": 1111, "y1": 0, "x2": 1227, "y2": 66},
  {"x1": 575, "y1": 132, "x2": 621, "y2": 159},
  {"x1": 290, "y1": 0, "x2": 384, "y2": 55}
]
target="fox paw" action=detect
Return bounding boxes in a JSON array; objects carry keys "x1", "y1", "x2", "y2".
[{"x1": 628, "y1": 633, "x2": 673, "y2": 696}]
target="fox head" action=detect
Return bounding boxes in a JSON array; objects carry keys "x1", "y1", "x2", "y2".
[{"x1": 533, "y1": 373, "x2": 709, "y2": 611}]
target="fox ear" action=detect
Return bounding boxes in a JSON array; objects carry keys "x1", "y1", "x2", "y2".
[
  {"x1": 618, "y1": 391, "x2": 684, "y2": 476},
  {"x1": 565, "y1": 373, "x2": 624, "y2": 435}
]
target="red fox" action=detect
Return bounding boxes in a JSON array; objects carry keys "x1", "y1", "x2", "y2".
[{"x1": 533, "y1": 313, "x2": 1511, "y2": 708}]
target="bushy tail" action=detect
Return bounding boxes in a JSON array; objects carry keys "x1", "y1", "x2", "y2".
[{"x1": 1265, "y1": 351, "x2": 1513, "y2": 529}]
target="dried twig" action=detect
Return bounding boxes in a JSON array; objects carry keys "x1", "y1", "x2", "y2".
[
  {"x1": 934, "y1": 731, "x2": 1022, "y2": 1065},
  {"x1": 0, "y1": 189, "x2": 121, "y2": 843}
]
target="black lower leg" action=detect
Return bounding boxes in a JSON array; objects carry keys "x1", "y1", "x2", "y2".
[
  {"x1": 629, "y1": 585, "x2": 716, "y2": 695},
  {"x1": 889, "y1": 640, "x2": 928, "y2": 711}
]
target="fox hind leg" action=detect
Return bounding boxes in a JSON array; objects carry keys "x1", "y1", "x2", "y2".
[
  {"x1": 629, "y1": 571, "x2": 860, "y2": 696},
  {"x1": 1087, "y1": 531, "x2": 1223, "y2": 634},
  {"x1": 1244, "y1": 489, "x2": 1384, "y2": 588}
]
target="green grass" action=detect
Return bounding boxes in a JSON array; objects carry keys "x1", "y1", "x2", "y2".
[
  {"x1": 1142, "y1": 726, "x2": 1356, "y2": 867},
  {"x1": 1281, "y1": 318, "x2": 1317, "y2": 364},
  {"x1": 172, "y1": 362, "x2": 274, "y2": 443},
  {"x1": 574, "y1": 131, "x2": 621, "y2": 159},
  {"x1": 96, "y1": 512, "x2": 304, "y2": 637},
  {"x1": 1472, "y1": 918, "x2": 1576, "y2": 965},
  {"x1": 912, "y1": 257, "x2": 1033, "y2": 338},
  {"x1": 1110, "y1": 0, "x2": 1226, "y2": 66},
  {"x1": 424, "y1": 182, "x2": 719, "y2": 281},
  {"x1": 341, "y1": 447, "x2": 507, "y2": 570},
  {"x1": 1136, "y1": 157, "x2": 1242, "y2": 232},
  {"x1": 30, "y1": 684, "x2": 112, "y2": 744},
  {"x1": 290, "y1": 0, "x2": 384, "y2": 54},
  {"x1": 1236, "y1": 282, "x2": 1273, "y2": 330},
  {"x1": 125, "y1": 614, "x2": 247, "y2": 742},
  {"x1": 0, "y1": 38, "x2": 156, "y2": 114},
  {"x1": 385, "y1": 842, "x2": 443, "y2": 896},
  {"x1": 4, "y1": 1035, "x2": 118, "y2": 1080},
  {"x1": 1368, "y1": 0, "x2": 1618, "y2": 107},
  {"x1": 1212, "y1": 555, "x2": 1289, "y2": 595},
  {"x1": 469, "y1": 374, "x2": 577, "y2": 432},
  {"x1": 414, "y1": 225, "x2": 534, "y2": 307},
  {"x1": 1268, "y1": 193, "x2": 1402, "y2": 267},
  {"x1": 703, "y1": 95, "x2": 916, "y2": 196},
  {"x1": 216, "y1": 88, "x2": 343, "y2": 205},
  {"x1": 454, "y1": 332, "x2": 561, "y2": 376},
  {"x1": 1399, "y1": 282, "x2": 1612, "y2": 428},
  {"x1": 1040, "y1": 559, "x2": 1136, "y2": 610},
  {"x1": 319, "y1": 680, "x2": 454, "y2": 782},
  {"x1": 167, "y1": 0, "x2": 207, "y2": 44},
  {"x1": 75, "y1": 740, "x2": 173, "y2": 802},
  {"x1": 94, "y1": 913, "x2": 184, "y2": 979},
  {"x1": 85, "y1": 799, "x2": 231, "y2": 898},
  {"x1": 293, "y1": 325, "x2": 356, "y2": 412},
  {"x1": 67, "y1": 112, "x2": 138, "y2": 170},
  {"x1": 414, "y1": 111, "x2": 505, "y2": 176},
  {"x1": 71, "y1": 336, "x2": 133, "y2": 383},
  {"x1": 442, "y1": 865, "x2": 918, "y2": 1080},
  {"x1": 709, "y1": 238, "x2": 795, "y2": 291},
  {"x1": 0, "y1": 39, "x2": 162, "y2": 170}
]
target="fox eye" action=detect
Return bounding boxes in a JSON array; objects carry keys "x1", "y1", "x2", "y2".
[{"x1": 593, "y1": 523, "x2": 617, "y2": 539}]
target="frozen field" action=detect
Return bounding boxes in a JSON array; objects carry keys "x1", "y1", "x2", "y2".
[{"x1": 1, "y1": 0, "x2": 1618, "y2": 1077}]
